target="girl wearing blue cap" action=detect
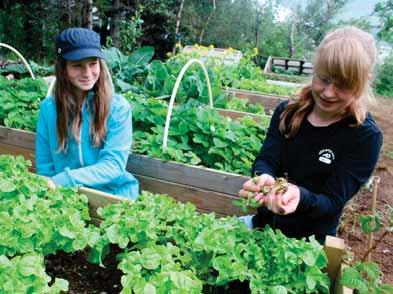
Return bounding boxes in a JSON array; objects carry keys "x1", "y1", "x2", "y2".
[
  {"x1": 238, "y1": 27, "x2": 382, "y2": 244},
  {"x1": 35, "y1": 27, "x2": 139, "y2": 199}
]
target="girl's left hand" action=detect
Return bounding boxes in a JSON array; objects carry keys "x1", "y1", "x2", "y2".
[
  {"x1": 265, "y1": 184, "x2": 300, "y2": 215},
  {"x1": 277, "y1": 184, "x2": 300, "y2": 215}
]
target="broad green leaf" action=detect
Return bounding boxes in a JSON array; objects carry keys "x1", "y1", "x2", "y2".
[{"x1": 129, "y1": 46, "x2": 155, "y2": 66}]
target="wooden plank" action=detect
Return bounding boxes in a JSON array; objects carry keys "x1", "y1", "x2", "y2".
[
  {"x1": 216, "y1": 108, "x2": 271, "y2": 123},
  {"x1": 79, "y1": 186, "x2": 126, "y2": 220},
  {"x1": 0, "y1": 126, "x2": 35, "y2": 149},
  {"x1": 82, "y1": 184, "x2": 226, "y2": 221},
  {"x1": 0, "y1": 127, "x2": 7, "y2": 139},
  {"x1": 264, "y1": 72, "x2": 310, "y2": 84},
  {"x1": 263, "y1": 56, "x2": 273, "y2": 74},
  {"x1": 324, "y1": 235, "x2": 346, "y2": 282},
  {"x1": 127, "y1": 154, "x2": 249, "y2": 196},
  {"x1": 135, "y1": 173, "x2": 254, "y2": 216},
  {"x1": 323, "y1": 236, "x2": 353, "y2": 294},
  {"x1": 89, "y1": 217, "x2": 102, "y2": 226},
  {"x1": 266, "y1": 79, "x2": 302, "y2": 88},
  {"x1": 263, "y1": 55, "x2": 313, "y2": 82},
  {"x1": 0, "y1": 126, "x2": 250, "y2": 198},
  {"x1": 225, "y1": 88, "x2": 290, "y2": 114},
  {"x1": 334, "y1": 263, "x2": 352, "y2": 294}
]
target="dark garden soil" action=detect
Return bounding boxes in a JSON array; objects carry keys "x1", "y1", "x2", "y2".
[
  {"x1": 45, "y1": 97, "x2": 393, "y2": 292},
  {"x1": 45, "y1": 248, "x2": 249, "y2": 293},
  {"x1": 45, "y1": 248, "x2": 123, "y2": 294}
]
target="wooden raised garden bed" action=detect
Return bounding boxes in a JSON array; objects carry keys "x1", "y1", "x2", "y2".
[
  {"x1": 263, "y1": 56, "x2": 312, "y2": 85},
  {"x1": 0, "y1": 125, "x2": 352, "y2": 293},
  {"x1": 0, "y1": 126, "x2": 250, "y2": 216},
  {"x1": 225, "y1": 87, "x2": 290, "y2": 114}
]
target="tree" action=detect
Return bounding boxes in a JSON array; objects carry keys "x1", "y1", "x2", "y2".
[
  {"x1": 172, "y1": 0, "x2": 186, "y2": 54},
  {"x1": 198, "y1": 0, "x2": 216, "y2": 44},
  {"x1": 293, "y1": 0, "x2": 348, "y2": 54},
  {"x1": 375, "y1": 0, "x2": 393, "y2": 44},
  {"x1": 82, "y1": 0, "x2": 94, "y2": 29}
]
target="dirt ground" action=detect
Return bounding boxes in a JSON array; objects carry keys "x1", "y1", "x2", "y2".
[{"x1": 338, "y1": 96, "x2": 393, "y2": 284}]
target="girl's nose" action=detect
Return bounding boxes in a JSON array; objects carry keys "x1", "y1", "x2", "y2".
[
  {"x1": 81, "y1": 65, "x2": 91, "y2": 75},
  {"x1": 322, "y1": 83, "x2": 336, "y2": 98}
]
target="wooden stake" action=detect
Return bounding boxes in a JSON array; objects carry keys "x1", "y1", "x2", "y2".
[{"x1": 366, "y1": 176, "x2": 380, "y2": 261}]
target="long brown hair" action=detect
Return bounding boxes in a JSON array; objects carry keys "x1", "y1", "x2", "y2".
[
  {"x1": 54, "y1": 58, "x2": 113, "y2": 151},
  {"x1": 279, "y1": 27, "x2": 376, "y2": 138}
]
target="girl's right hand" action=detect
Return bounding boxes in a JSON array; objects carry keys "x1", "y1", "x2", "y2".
[{"x1": 238, "y1": 174, "x2": 275, "y2": 202}]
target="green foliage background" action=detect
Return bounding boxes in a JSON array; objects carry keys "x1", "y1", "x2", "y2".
[{"x1": 0, "y1": 0, "x2": 392, "y2": 97}]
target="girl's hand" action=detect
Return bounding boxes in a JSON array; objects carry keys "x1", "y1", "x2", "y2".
[
  {"x1": 238, "y1": 174, "x2": 275, "y2": 202},
  {"x1": 267, "y1": 184, "x2": 300, "y2": 215}
]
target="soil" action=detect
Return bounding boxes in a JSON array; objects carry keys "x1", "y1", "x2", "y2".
[
  {"x1": 44, "y1": 97, "x2": 393, "y2": 292},
  {"x1": 45, "y1": 247, "x2": 123, "y2": 294},
  {"x1": 45, "y1": 249, "x2": 249, "y2": 294},
  {"x1": 338, "y1": 96, "x2": 393, "y2": 284}
]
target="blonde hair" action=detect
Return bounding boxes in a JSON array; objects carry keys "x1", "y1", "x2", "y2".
[
  {"x1": 55, "y1": 58, "x2": 113, "y2": 152},
  {"x1": 279, "y1": 27, "x2": 376, "y2": 138}
]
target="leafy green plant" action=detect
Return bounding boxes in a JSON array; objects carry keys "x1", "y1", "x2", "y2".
[
  {"x1": 340, "y1": 207, "x2": 393, "y2": 292},
  {"x1": 0, "y1": 155, "x2": 93, "y2": 257},
  {"x1": 117, "y1": 8, "x2": 144, "y2": 55},
  {"x1": 225, "y1": 96, "x2": 266, "y2": 115},
  {"x1": 105, "y1": 46, "x2": 297, "y2": 112},
  {"x1": 103, "y1": 46, "x2": 155, "y2": 93},
  {"x1": 127, "y1": 94, "x2": 270, "y2": 175},
  {"x1": 89, "y1": 191, "x2": 330, "y2": 293},
  {"x1": 119, "y1": 244, "x2": 203, "y2": 293},
  {"x1": 375, "y1": 53, "x2": 393, "y2": 98},
  {"x1": 0, "y1": 76, "x2": 47, "y2": 131},
  {"x1": 340, "y1": 262, "x2": 393, "y2": 293},
  {"x1": 0, "y1": 253, "x2": 68, "y2": 293},
  {"x1": 231, "y1": 78, "x2": 297, "y2": 97}
]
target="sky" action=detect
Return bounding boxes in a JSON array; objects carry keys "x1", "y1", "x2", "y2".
[{"x1": 276, "y1": 0, "x2": 382, "y2": 22}]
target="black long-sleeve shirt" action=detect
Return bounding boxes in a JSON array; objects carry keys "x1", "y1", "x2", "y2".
[{"x1": 252, "y1": 101, "x2": 383, "y2": 244}]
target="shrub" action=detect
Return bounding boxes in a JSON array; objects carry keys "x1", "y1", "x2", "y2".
[{"x1": 375, "y1": 52, "x2": 393, "y2": 98}]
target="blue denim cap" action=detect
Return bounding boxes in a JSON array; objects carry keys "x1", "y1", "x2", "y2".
[{"x1": 56, "y1": 28, "x2": 105, "y2": 61}]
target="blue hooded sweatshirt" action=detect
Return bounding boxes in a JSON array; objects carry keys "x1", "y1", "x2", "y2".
[{"x1": 35, "y1": 91, "x2": 139, "y2": 199}]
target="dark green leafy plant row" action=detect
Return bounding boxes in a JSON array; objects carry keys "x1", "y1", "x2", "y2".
[
  {"x1": 104, "y1": 46, "x2": 297, "y2": 111},
  {"x1": 0, "y1": 75, "x2": 267, "y2": 176},
  {"x1": 0, "y1": 75, "x2": 47, "y2": 131},
  {"x1": 127, "y1": 92, "x2": 270, "y2": 175}
]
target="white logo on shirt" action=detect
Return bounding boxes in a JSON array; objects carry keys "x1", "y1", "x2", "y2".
[{"x1": 318, "y1": 149, "x2": 335, "y2": 165}]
